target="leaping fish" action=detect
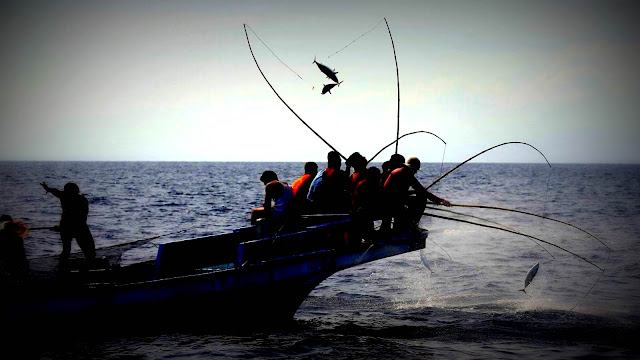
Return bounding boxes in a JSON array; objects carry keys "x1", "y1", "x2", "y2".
[
  {"x1": 321, "y1": 81, "x2": 343, "y2": 95},
  {"x1": 313, "y1": 57, "x2": 340, "y2": 83},
  {"x1": 419, "y1": 249, "x2": 433, "y2": 274},
  {"x1": 519, "y1": 262, "x2": 540, "y2": 294}
]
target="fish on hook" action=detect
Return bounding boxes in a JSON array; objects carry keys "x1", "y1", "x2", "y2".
[
  {"x1": 313, "y1": 57, "x2": 340, "y2": 83},
  {"x1": 321, "y1": 81, "x2": 343, "y2": 95},
  {"x1": 419, "y1": 249, "x2": 433, "y2": 274},
  {"x1": 519, "y1": 262, "x2": 539, "y2": 294}
]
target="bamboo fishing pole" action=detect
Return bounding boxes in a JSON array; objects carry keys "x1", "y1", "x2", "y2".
[
  {"x1": 243, "y1": 24, "x2": 346, "y2": 161},
  {"x1": 425, "y1": 206, "x2": 555, "y2": 259},
  {"x1": 425, "y1": 206, "x2": 517, "y2": 232},
  {"x1": 450, "y1": 203, "x2": 610, "y2": 251},
  {"x1": 425, "y1": 142, "x2": 551, "y2": 191},
  {"x1": 384, "y1": 18, "x2": 401, "y2": 155},
  {"x1": 367, "y1": 130, "x2": 446, "y2": 166},
  {"x1": 423, "y1": 212, "x2": 603, "y2": 272}
]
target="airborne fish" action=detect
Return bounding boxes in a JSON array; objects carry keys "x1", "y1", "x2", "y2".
[
  {"x1": 419, "y1": 249, "x2": 433, "y2": 274},
  {"x1": 313, "y1": 57, "x2": 340, "y2": 83},
  {"x1": 321, "y1": 81, "x2": 343, "y2": 95},
  {"x1": 519, "y1": 262, "x2": 540, "y2": 294}
]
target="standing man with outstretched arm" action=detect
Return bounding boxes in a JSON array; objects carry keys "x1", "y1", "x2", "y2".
[{"x1": 41, "y1": 182, "x2": 96, "y2": 265}]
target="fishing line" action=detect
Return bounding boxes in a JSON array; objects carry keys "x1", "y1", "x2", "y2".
[
  {"x1": 426, "y1": 142, "x2": 551, "y2": 191},
  {"x1": 428, "y1": 238, "x2": 453, "y2": 261},
  {"x1": 244, "y1": 24, "x2": 347, "y2": 160},
  {"x1": 245, "y1": 24, "x2": 307, "y2": 83},
  {"x1": 435, "y1": 143, "x2": 447, "y2": 193},
  {"x1": 570, "y1": 248, "x2": 611, "y2": 311},
  {"x1": 423, "y1": 212, "x2": 603, "y2": 271},
  {"x1": 367, "y1": 130, "x2": 446, "y2": 165},
  {"x1": 327, "y1": 18, "x2": 384, "y2": 58}
]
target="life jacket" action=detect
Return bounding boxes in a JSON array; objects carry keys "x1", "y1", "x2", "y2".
[
  {"x1": 291, "y1": 174, "x2": 313, "y2": 197},
  {"x1": 383, "y1": 166, "x2": 413, "y2": 200}
]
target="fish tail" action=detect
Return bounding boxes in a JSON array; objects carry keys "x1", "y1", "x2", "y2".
[
  {"x1": 338, "y1": 81, "x2": 343, "y2": 86},
  {"x1": 519, "y1": 288, "x2": 526, "y2": 293},
  {"x1": 312, "y1": 56, "x2": 316, "y2": 64}
]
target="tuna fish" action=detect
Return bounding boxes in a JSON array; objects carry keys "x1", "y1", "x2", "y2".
[
  {"x1": 519, "y1": 262, "x2": 539, "y2": 294},
  {"x1": 321, "y1": 81, "x2": 343, "y2": 95},
  {"x1": 313, "y1": 57, "x2": 340, "y2": 83},
  {"x1": 419, "y1": 249, "x2": 433, "y2": 274}
]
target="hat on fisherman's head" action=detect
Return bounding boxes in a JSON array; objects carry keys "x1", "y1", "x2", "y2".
[{"x1": 406, "y1": 157, "x2": 421, "y2": 171}]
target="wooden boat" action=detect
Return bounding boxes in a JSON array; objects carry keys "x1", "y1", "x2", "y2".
[{"x1": 3, "y1": 214, "x2": 427, "y2": 325}]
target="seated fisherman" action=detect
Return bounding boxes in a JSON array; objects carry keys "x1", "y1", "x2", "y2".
[
  {"x1": 291, "y1": 162, "x2": 318, "y2": 214},
  {"x1": 351, "y1": 167, "x2": 382, "y2": 241},
  {"x1": 0, "y1": 215, "x2": 29, "y2": 281},
  {"x1": 383, "y1": 157, "x2": 451, "y2": 231},
  {"x1": 345, "y1": 152, "x2": 367, "y2": 201},
  {"x1": 250, "y1": 170, "x2": 295, "y2": 232},
  {"x1": 307, "y1": 151, "x2": 349, "y2": 214},
  {"x1": 380, "y1": 153, "x2": 405, "y2": 186},
  {"x1": 379, "y1": 153, "x2": 406, "y2": 232}
]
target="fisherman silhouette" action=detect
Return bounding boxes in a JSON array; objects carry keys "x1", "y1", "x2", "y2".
[
  {"x1": 41, "y1": 182, "x2": 96, "y2": 265},
  {"x1": 383, "y1": 157, "x2": 451, "y2": 231},
  {"x1": 291, "y1": 162, "x2": 318, "y2": 214},
  {"x1": 250, "y1": 171, "x2": 295, "y2": 234},
  {"x1": 307, "y1": 151, "x2": 349, "y2": 214},
  {"x1": 0, "y1": 214, "x2": 29, "y2": 282}
]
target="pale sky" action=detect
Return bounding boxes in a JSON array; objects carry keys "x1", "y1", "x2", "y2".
[{"x1": 1, "y1": 0, "x2": 639, "y2": 163}]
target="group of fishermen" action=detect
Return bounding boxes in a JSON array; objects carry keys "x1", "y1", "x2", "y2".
[
  {"x1": 1, "y1": 154, "x2": 450, "y2": 278},
  {"x1": 251, "y1": 151, "x2": 451, "y2": 239}
]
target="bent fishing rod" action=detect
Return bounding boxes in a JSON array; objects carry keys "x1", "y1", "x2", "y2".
[
  {"x1": 423, "y1": 212, "x2": 603, "y2": 272},
  {"x1": 449, "y1": 203, "x2": 610, "y2": 251},
  {"x1": 426, "y1": 141, "x2": 551, "y2": 190},
  {"x1": 244, "y1": 24, "x2": 346, "y2": 161},
  {"x1": 367, "y1": 130, "x2": 446, "y2": 165},
  {"x1": 383, "y1": 18, "x2": 401, "y2": 155}
]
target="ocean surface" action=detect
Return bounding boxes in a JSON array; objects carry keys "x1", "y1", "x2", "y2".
[{"x1": 1, "y1": 161, "x2": 639, "y2": 359}]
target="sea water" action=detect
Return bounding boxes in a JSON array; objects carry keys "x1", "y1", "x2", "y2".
[{"x1": 1, "y1": 162, "x2": 638, "y2": 359}]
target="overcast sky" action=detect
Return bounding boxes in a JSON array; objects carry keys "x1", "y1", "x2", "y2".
[{"x1": 1, "y1": 0, "x2": 638, "y2": 163}]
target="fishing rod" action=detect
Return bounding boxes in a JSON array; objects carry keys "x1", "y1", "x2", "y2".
[
  {"x1": 425, "y1": 206, "x2": 555, "y2": 259},
  {"x1": 383, "y1": 18, "x2": 401, "y2": 155},
  {"x1": 450, "y1": 203, "x2": 610, "y2": 251},
  {"x1": 425, "y1": 141, "x2": 551, "y2": 190},
  {"x1": 366, "y1": 130, "x2": 446, "y2": 165},
  {"x1": 243, "y1": 24, "x2": 347, "y2": 161},
  {"x1": 425, "y1": 206, "x2": 517, "y2": 232},
  {"x1": 423, "y1": 212, "x2": 603, "y2": 272},
  {"x1": 29, "y1": 226, "x2": 59, "y2": 231}
]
